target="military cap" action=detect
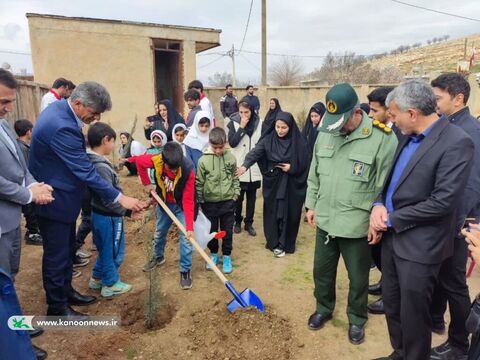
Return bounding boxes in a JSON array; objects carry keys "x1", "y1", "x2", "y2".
[{"x1": 319, "y1": 83, "x2": 359, "y2": 134}]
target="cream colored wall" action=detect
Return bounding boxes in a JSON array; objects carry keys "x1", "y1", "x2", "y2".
[
  {"x1": 205, "y1": 85, "x2": 384, "y2": 128},
  {"x1": 28, "y1": 16, "x2": 219, "y2": 144},
  {"x1": 206, "y1": 81, "x2": 480, "y2": 128}
]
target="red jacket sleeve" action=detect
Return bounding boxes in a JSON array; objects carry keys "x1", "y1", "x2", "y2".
[
  {"x1": 182, "y1": 170, "x2": 195, "y2": 231},
  {"x1": 127, "y1": 154, "x2": 154, "y2": 185}
]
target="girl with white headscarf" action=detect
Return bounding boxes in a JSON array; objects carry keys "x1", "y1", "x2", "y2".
[{"x1": 184, "y1": 110, "x2": 212, "y2": 171}]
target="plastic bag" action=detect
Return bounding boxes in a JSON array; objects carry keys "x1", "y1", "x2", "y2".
[{"x1": 194, "y1": 212, "x2": 213, "y2": 250}]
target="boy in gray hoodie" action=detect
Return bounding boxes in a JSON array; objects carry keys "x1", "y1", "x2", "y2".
[{"x1": 86, "y1": 123, "x2": 141, "y2": 298}]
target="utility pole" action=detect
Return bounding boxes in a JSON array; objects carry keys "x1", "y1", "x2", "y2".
[
  {"x1": 464, "y1": 38, "x2": 468, "y2": 60},
  {"x1": 261, "y1": 0, "x2": 267, "y2": 86},
  {"x1": 227, "y1": 44, "x2": 237, "y2": 87}
]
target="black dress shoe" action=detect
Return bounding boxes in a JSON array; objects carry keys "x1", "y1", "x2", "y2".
[
  {"x1": 47, "y1": 306, "x2": 89, "y2": 321},
  {"x1": 245, "y1": 224, "x2": 257, "y2": 236},
  {"x1": 68, "y1": 289, "x2": 97, "y2": 306},
  {"x1": 33, "y1": 345, "x2": 48, "y2": 360},
  {"x1": 233, "y1": 223, "x2": 242, "y2": 234},
  {"x1": 368, "y1": 282, "x2": 382, "y2": 296},
  {"x1": 372, "y1": 352, "x2": 402, "y2": 360},
  {"x1": 367, "y1": 298, "x2": 385, "y2": 315},
  {"x1": 348, "y1": 324, "x2": 365, "y2": 345},
  {"x1": 307, "y1": 312, "x2": 332, "y2": 330},
  {"x1": 29, "y1": 327, "x2": 44, "y2": 338}
]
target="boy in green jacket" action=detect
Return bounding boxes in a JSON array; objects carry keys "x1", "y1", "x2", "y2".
[{"x1": 196, "y1": 127, "x2": 240, "y2": 273}]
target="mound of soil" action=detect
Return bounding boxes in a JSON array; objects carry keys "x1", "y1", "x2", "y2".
[{"x1": 180, "y1": 301, "x2": 300, "y2": 360}]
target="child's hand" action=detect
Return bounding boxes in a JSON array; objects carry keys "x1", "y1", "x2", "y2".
[
  {"x1": 276, "y1": 163, "x2": 291, "y2": 172},
  {"x1": 131, "y1": 210, "x2": 144, "y2": 221},
  {"x1": 186, "y1": 231, "x2": 195, "y2": 240},
  {"x1": 145, "y1": 185, "x2": 156, "y2": 196}
]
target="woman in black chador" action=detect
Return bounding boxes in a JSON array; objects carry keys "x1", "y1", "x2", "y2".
[
  {"x1": 262, "y1": 98, "x2": 282, "y2": 135},
  {"x1": 237, "y1": 111, "x2": 309, "y2": 257},
  {"x1": 302, "y1": 101, "x2": 326, "y2": 162},
  {"x1": 144, "y1": 99, "x2": 184, "y2": 141}
]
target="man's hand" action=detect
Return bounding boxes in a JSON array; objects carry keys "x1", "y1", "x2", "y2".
[
  {"x1": 462, "y1": 228, "x2": 480, "y2": 264},
  {"x1": 306, "y1": 209, "x2": 316, "y2": 228},
  {"x1": 367, "y1": 226, "x2": 383, "y2": 245},
  {"x1": 119, "y1": 194, "x2": 144, "y2": 212},
  {"x1": 236, "y1": 166, "x2": 247, "y2": 177},
  {"x1": 370, "y1": 205, "x2": 388, "y2": 231},
  {"x1": 30, "y1": 183, "x2": 54, "y2": 205}
]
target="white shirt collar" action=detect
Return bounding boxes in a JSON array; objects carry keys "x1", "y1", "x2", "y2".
[{"x1": 67, "y1": 100, "x2": 85, "y2": 129}]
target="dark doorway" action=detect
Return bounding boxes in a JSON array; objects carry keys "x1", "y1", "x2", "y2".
[{"x1": 152, "y1": 39, "x2": 183, "y2": 112}]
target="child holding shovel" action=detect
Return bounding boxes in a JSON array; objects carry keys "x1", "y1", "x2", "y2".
[
  {"x1": 128, "y1": 142, "x2": 196, "y2": 290},
  {"x1": 195, "y1": 127, "x2": 240, "y2": 274}
]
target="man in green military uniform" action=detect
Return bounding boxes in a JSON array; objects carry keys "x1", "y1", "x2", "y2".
[{"x1": 305, "y1": 83, "x2": 397, "y2": 345}]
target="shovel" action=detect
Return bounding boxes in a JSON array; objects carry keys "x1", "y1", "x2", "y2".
[{"x1": 150, "y1": 190, "x2": 265, "y2": 313}]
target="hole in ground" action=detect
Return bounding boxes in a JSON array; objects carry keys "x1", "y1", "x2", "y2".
[{"x1": 120, "y1": 289, "x2": 177, "y2": 333}]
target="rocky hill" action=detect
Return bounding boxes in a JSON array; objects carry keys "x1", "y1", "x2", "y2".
[{"x1": 368, "y1": 34, "x2": 480, "y2": 75}]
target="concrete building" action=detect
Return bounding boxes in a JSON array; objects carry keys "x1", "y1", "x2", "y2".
[{"x1": 27, "y1": 13, "x2": 221, "y2": 139}]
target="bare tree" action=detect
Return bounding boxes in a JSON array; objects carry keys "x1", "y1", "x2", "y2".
[
  {"x1": 207, "y1": 72, "x2": 233, "y2": 87},
  {"x1": 269, "y1": 56, "x2": 305, "y2": 86}
]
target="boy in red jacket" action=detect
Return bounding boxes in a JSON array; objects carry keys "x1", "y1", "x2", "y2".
[{"x1": 128, "y1": 142, "x2": 195, "y2": 289}]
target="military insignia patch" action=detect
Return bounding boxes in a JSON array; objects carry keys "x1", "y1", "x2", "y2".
[
  {"x1": 327, "y1": 100, "x2": 337, "y2": 113},
  {"x1": 362, "y1": 127, "x2": 370, "y2": 135},
  {"x1": 352, "y1": 162, "x2": 365, "y2": 176}
]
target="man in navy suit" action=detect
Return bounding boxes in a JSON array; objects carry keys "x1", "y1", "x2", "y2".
[
  {"x1": 0, "y1": 68, "x2": 49, "y2": 360},
  {"x1": 369, "y1": 80, "x2": 474, "y2": 360},
  {"x1": 30, "y1": 81, "x2": 144, "y2": 319}
]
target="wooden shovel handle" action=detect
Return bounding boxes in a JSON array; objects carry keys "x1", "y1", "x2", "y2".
[{"x1": 150, "y1": 190, "x2": 229, "y2": 284}]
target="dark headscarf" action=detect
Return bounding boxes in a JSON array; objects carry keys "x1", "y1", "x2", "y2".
[
  {"x1": 147, "y1": 99, "x2": 185, "y2": 141},
  {"x1": 302, "y1": 102, "x2": 326, "y2": 155},
  {"x1": 236, "y1": 100, "x2": 259, "y2": 137},
  {"x1": 261, "y1": 111, "x2": 309, "y2": 175},
  {"x1": 262, "y1": 98, "x2": 282, "y2": 135},
  {"x1": 119, "y1": 132, "x2": 133, "y2": 158}
]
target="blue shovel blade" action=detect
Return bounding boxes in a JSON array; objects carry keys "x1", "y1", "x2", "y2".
[{"x1": 227, "y1": 288, "x2": 265, "y2": 313}]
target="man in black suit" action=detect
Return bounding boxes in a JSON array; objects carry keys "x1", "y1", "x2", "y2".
[
  {"x1": 369, "y1": 79, "x2": 474, "y2": 360},
  {"x1": 428, "y1": 73, "x2": 480, "y2": 360}
]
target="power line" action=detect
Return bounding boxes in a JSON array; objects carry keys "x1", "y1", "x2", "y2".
[
  {"x1": 239, "y1": 52, "x2": 261, "y2": 71},
  {"x1": 391, "y1": 0, "x2": 480, "y2": 22},
  {"x1": 239, "y1": 0, "x2": 254, "y2": 53},
  {"x1": 240, "y1": 49, "x2": 328, "y2": 58},
  {"x1": 198, "y1": 54, "x2": 227, "y2": 69},
  {"x1": 0, "y1": 49, "x2": 32, "y2": 56}
]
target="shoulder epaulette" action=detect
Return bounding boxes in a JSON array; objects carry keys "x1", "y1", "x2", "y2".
[{"x1": 372, "y1": 120, "x2": 392, "y2": 134}]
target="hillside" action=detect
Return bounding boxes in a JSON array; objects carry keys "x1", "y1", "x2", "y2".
[{"x1": 368, "y1": 34, "x2": 480, "y2": 75}]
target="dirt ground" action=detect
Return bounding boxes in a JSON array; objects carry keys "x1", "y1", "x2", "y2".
[{"x1": 15, "y1": 175, "x2": 480, "y2": 360}]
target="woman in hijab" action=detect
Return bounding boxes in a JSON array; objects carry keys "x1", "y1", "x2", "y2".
[
  {"x1": 118, "y1": 132, "x2": 146, "y2": 175},
  {"x1": 262, "y1": 98, "x2": 282, "y2": 135},
  {"x1": 144, "y1": 99, "x2": 184, "y2": 141},
  {"x1": 236, "y1": 112, "x2": 309, "y2": 257},
  {"x1": 302, "y1": 102, "x2": 326, "y2": 160},
  {"x1": 183, "y1": 110, "x2": 211, "y2": 171},
  {"x1": 227, "y1": 101, "x2": 263, "y2": 237}
]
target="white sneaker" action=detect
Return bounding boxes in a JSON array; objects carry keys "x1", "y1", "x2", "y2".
[
  {"x1": 273, "y1": 248, "x2": 285, "y2": 257},
  {"x1": 76, "y1": 248, "x2": 92, "y2": 259}
]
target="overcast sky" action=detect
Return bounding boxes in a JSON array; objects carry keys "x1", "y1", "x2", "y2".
[{"x1": 0, "y1": 0, "x2": 479, "y2": 84}]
